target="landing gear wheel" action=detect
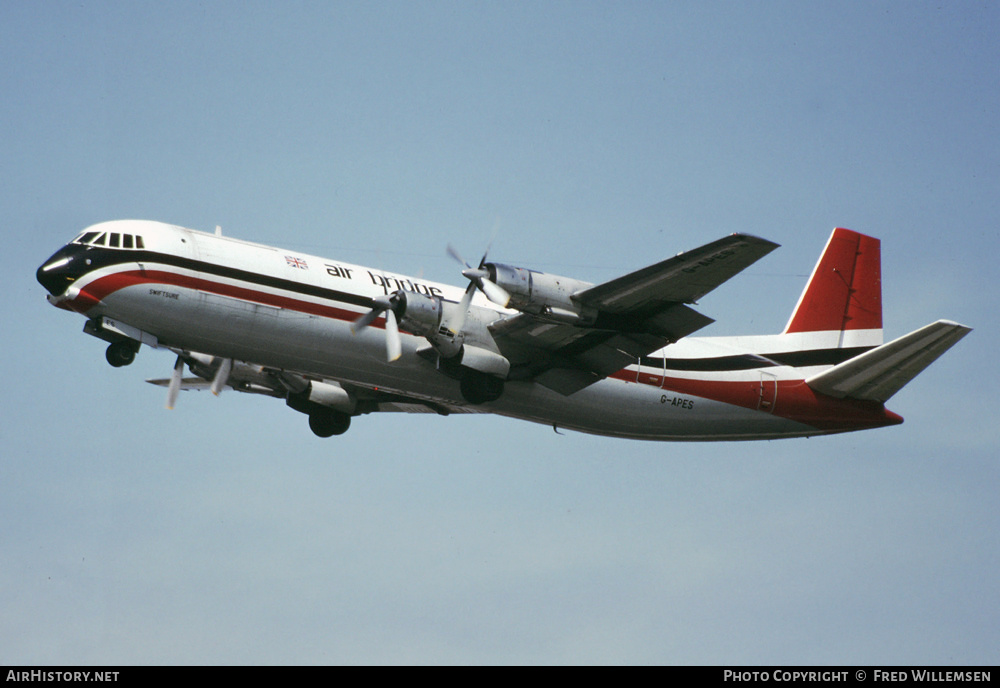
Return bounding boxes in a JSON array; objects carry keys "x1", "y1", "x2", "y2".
[
  {"x1": 459, "y1": 369, "x2": 505, "y2": 405},
  {"x1": 308, "y1": 409, "x2": 351, "y2": 437},
  {"x1": 106, "y1": 341, "x2": 137, "y2": 367}
]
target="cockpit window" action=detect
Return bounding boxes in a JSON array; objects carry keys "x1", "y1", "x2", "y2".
[{"x1": 71, "y1": 230, "x2": 147, "y2": 250}]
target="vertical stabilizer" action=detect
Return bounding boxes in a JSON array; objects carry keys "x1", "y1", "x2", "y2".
[{"x1": 783, "y1": 228, "x2": 883, "y2": 348}]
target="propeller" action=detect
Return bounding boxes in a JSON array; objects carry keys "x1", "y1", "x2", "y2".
[
  {"x1": 166, "y1": 355, "x2": 184, "y2": 409},
  {"x1": 211, "y1": 357, "x2": 233, "y2": 396},
  {"x1": 446, "y1": 280, "x2": 477, "y2": 336},
  {"x1": 351, "y1": 293, "x2": 403, "y2": 362},
  {"x1": 446, "y1": 243, "x2": 511, "y2": 309}
]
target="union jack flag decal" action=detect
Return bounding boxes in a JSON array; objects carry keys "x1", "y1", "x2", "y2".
[{"x1": 285, "y1": 255, "x2": 309, "y2": 270}]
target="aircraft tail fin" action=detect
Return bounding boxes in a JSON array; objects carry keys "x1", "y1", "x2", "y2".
[
  {"x1": 805, "y1": 320, "x2": 971, "y2": 402},
  {"x1": 783, "y1": 228, "x2": 883, "y2": 348}
]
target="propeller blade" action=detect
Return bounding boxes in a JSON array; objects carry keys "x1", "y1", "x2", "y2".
[
  {"x1": 351, "y1": 307, "x2": 382, "y2": 333},
  {"x1": 447, "y1": 244, "x2": 470, "y2": 269},
  {"x1": 479, "y1": 278, "x2": 511, "y2": 308},
  {"x1": 166, "y1": 355, "x2": 184, "y2": 410},
  {"x1": 211, "y1": 357, "x2": 232, "y2": 396},
  {"x1": 482, "y1": 218, "x2": 501, "y2": 266},
  {"x1": 448, "y1": 282, "x2": 477, "y2": 335},
  {"x1": 351, "y1": 295, "x2": 394, "y2": 334},
  {"x1": 384, "y1": 309, "x2": 402, "y2": 362},
  {"x1": 452, "y1": 234, "x2": 509, "y2": 307}
]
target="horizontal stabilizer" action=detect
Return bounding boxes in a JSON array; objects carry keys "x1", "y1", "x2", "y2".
[{"x1": 805, "y1": 320, "x2": 971, "y2": 402}]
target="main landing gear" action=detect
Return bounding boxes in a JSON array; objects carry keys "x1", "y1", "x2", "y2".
[
  {"x1": 105, "y1": 340, "x2": 139, "y2": 367},
  {"x1": 307, "y1": 408, "x2": 352, "y2": 438},
  {"x1": 286, "y1": 392, "x2": 353, "y2": 438},
  {"x1": 459, "y1": 369, "x2": 505, "y2": 405}
]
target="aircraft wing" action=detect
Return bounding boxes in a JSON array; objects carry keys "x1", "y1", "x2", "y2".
[
  {"x1": 573, "y1": 233, "x2": 780, "y2": 315},
  {"x1": 489, "y1": 233, "x2": 779, "y2": 395},
  {"x1": 345, "y1": 383, "x2": 480, "y2": 415},
  {"x1": 147, "y1": 376, "x2": 219, "y2": 392},
  {"x1": 148, "y1": 363, "x2": 477, "y2": 415}
]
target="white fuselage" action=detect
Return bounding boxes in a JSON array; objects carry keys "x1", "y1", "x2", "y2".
[{"x1": 40, "y1": 220, "x2": 901, "y2": 440}]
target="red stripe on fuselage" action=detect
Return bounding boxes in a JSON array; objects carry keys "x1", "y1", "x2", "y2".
[
  {"x1": 71, "y1": 264, "x2": 902, "y2": 433},
  {"x1": 611, "y1": 370, "x2": 902, "y2": 431},
  {"x1": 69, "y1": 268, "x2": 368, "y2": 324}
]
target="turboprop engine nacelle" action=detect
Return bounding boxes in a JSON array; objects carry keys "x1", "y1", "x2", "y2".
[
  {"x1": 487, "y1": 264, "x2": 596, "y2": 323},
  {"x1": 393, "y1": 290, "x2": 464, "y2": 358},
  {"x1": 393, "y1": 290, "x2": 444, "y2": 337},
  {"x1": 301, "y1": 380, "x2": 356, "y2": 414},
  {"x1": 393, "y1": 290, "x2": 510, "y2": 377}
]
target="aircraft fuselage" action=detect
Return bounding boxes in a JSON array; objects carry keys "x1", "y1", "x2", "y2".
[{"x1": 38, "y1": 219, "x2": 959, "y2": 441}]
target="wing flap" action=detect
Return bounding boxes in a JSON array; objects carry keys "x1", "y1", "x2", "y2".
[
  {"x1": 805, "y1": 320, "x2": 971, "y2": 402},
  {"x1": 492, "y1": 314, "x2": 669, "y2": 394}
]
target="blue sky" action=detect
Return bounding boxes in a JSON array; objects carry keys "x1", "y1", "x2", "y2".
[{"x1": 3, "y1": 1, "x2": 997, "y2": 664}]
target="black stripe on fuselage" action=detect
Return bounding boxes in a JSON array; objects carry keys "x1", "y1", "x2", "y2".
[
  {"x1": 72, "y1": 244, "x2": 374, "y2": 308},
  {"x1": 72, "y1": 245, "x2": 876, "y2": 372},
  {"x1": 641, "y1": 347, "x2": 874, "y2": 372}
]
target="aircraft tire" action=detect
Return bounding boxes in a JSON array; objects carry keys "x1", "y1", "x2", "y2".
[
  {"x1": 460, "y1": 370, "x2": 505, "y2": 405},
  {"x1": 106, "y1": 341, "x2": 137, "y2": 368},
  {"x1": 308, "y1": 409, "x2": 351, "y2": 437}
]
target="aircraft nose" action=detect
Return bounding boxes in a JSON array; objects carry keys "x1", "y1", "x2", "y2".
[{"x1": 37, "y1": 245, "x2": 86, "y2": 296}]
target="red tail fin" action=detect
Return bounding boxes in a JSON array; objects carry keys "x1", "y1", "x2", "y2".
[{"x1": 784, "y1": 228, "x2": 882, "y2": 335}]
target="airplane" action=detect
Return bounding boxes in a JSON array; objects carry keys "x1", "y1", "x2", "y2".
[{"x1": 36, "y1": 220, "x2": 971, "y2": 441}]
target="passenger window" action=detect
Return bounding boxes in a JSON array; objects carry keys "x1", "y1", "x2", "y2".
[
  {"x1": 109, "y1": 233, "x2": 121, "y2": 248},
  {"x1": 123, "y1": 234, "x2": 134, "y2": 249}
]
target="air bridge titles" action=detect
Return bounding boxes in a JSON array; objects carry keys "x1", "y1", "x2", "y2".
[
  {"x1": 322, "y1": 263, "x2": 446, "y2": 299},
  {"x1": 366, "y1": 270, "x2": 444, "y2": 298}
]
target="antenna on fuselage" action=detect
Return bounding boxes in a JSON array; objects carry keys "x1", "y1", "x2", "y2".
[{"x1": 215, "y1": 225, "x2": 223, "y2": 236}]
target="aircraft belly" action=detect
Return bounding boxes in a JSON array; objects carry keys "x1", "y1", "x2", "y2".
[
  {"x1": 97, "y1": 283, "x2": 203, "y2": 339},
  {"x1": 104, "y1": 280, "x2": 818, "y2": 440},
  {"x1": 487, "y1": 378, "x2": 815, "y2": 441},
  {"x1": 106, "y1": 283, "x2": 462, "y2": 397}
]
